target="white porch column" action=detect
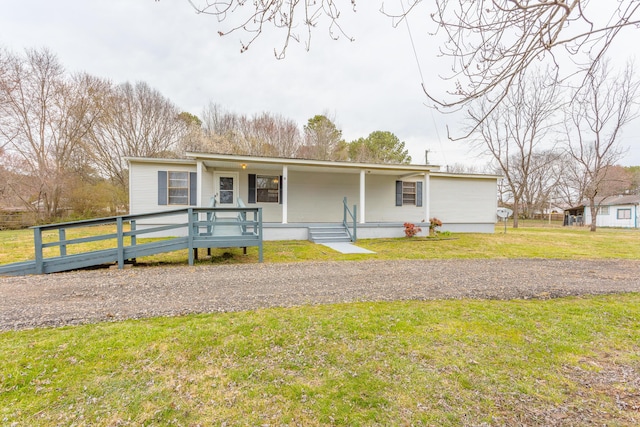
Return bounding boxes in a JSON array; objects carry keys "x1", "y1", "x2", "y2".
[
  {"x1": 360, "y1": 170, "x2": 366, "y2": 223},
  {"x1": 282, "y1": 165, "x2": 288, "y2": 224},
  {"x1": 424, "y1": 173, "x2": 430, "y2": 221},
  {"x1": 197, "y1": 160, "x2": 204, "y2": 206}
]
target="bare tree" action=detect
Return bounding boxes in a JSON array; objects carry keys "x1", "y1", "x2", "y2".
[
  {"x1": 442, "y1": 162, "x2": 498, "y2": 175},
  {"x1": 259, "y1": 112, "x2": 302, "y2": 157},
  {"x1": 176, "y1": 111, "x2": 206, "y2": 154},
  {"x1": 423, "y1": 1, "x2": 639, "y2": 111},
  {"x1": 199, "y1": 103, "x2": 303, "y2": 157},
  {"x1": 85, "y1": 81, "x2": 185, "y2": 192},
  {"x1": 233, "y1": 112, "x2": 302, "y2": 157},
  {"x1": 596, "y1": 165, "x2": 633, "y2": 196},
  {"x1": 199, "y1": 102, "x2": 240, "y2": 154},
  {"x1": 0, "y1": 48, "x2": 108, "y2": 221},
  {"x1": 469, "y1": 70, "x2": 561, "y2": 227},
  {"x1": 0, "y1": 50, "x2": 10, "y2": 152},
  {"x1": 520, "y1": 150, "x2": 563, "y2": 218},
  {"x1": 188, "y1": 0, "x2": 356, "y2": 59},
  {"x1": 564, "y1": 59, "x2": 640, "y2": 231}
]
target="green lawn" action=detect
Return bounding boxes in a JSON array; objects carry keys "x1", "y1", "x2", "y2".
[
  {"x1": 1, "y1": 225, "x2": 639, "y2": 425},
  {"x1": 2, "y1": 222, "x2": 640, "y2": 266},
  {"x1": 1, "y1": 296, "x2": 639, "y2": 426}
]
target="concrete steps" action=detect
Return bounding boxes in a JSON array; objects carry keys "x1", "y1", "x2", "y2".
[{"x1": 308, "y1": 225, "x2": 352, "y2": 243}]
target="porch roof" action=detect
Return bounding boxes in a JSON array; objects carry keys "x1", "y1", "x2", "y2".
[
  {"x1": 126, "y1": 153, "x2": 502, "y2": 180},
  {"x1": 184, "y1": 152, "x2": 440, "y2": 176}
]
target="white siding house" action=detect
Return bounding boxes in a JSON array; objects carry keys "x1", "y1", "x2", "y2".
[
  {"x1": 127, "y1": 153, "x2": 501, "y2": 240},
  {"x1": 582, "y1": 195, "x2": 640, "y2": 228}
]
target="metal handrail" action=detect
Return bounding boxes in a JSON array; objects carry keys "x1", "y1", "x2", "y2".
[{"x1": 343, "y1": 197, "x2": 357, "y2": 242}]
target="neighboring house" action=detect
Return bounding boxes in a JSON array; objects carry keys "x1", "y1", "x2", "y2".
[
  {"x1": 126, "y1": 153, "x2": 501, "y2": 240},
  {"x1": 579, "y1": 195, "x2": 640, "y2": 229}
]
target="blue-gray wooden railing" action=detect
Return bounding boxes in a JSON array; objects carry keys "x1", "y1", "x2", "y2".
[
  {"x1": 343, "y1": 197, "x2": 357, "y2": 242},
  {"x1": 0, "y1": 206, "x2": 263, "y2": 276}
]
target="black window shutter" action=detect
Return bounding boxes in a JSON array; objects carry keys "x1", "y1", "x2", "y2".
[
  {"x1": 248, "y1": 174, "x2": 256, "y2": 204},
  {"x1": 158, "y1": 171, "x2": 167, "y2": 205},
  {"x1": 416, "y1": 181, "x2": 423, "y2": 207},
  {"x1": 279, "y1": 176, "x2": 283, "y2": 205},
  {"x1": 395, "y1": 180, "x2": 402, "y2": 206},
  {"x1": 189, "y1": 172, "x2": 197, "y2": 206}
]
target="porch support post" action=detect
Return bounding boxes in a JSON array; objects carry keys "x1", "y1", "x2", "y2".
[
  {"x1": 359, "y1": 170, "x2": 366, "y2": 224},
  {"x1": 197, "y1": 160, "x2": 204, "y2": 206},
  {"x1": 424, "y1": 173, "x2": 430, "y2": 222},
  {"x1": 282, "y1": 165, "x2": 288, "y2": 224}
]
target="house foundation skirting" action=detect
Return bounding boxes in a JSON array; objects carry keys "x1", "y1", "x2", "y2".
[
  {"x1": 262, "y1": 222, "x2": 495, "y2": 241},
  {"x1": 133, "y1": 221, "x2": 495, "y2": 240}
]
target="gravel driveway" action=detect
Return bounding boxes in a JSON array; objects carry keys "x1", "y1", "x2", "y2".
[{"x1": 1, "y1": 259, "x2": 639, "y2": 331}]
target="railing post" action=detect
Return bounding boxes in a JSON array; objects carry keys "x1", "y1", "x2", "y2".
[
  {"x1": 59, "y1": 228, "x2": 67, "y2": 257},
  {"x1": 34, "y1": 227, "x2": 43, "y2": 274},
  {"x1": 129, "y1": 219, "x2": 137, "y2": 264},
  {"x1": 117, "y1": 217, "x2": 124, "y2": 269},
  {"x1": 130, "y1": 219, "x2": 137, "y2": 247},
  {"x1": 258, "y1": 208, "x2": 263, "y2": 262},
  {"x1": 353, "y1": 204, "x2": 357, "y2": 242},
  {"x1": 188, "y1": 208, "x2": 195, "y2": 266},
  {"x1": 343, "y1": 197, "x2": 347, "y2": 224}
]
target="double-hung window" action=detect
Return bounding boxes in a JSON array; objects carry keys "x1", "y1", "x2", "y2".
[
  {"x1": 402, "y1": 182, "x2": 416, "y2": 205},
  {"x1": 597, "y1": 206, "x2": 610, "y2": 215},
  {"x1": 168, "y1": 172, "x2": 189, "y2": 205},
  {"x1": 256, "y1": 175, "x2": 280, "y2": 203},
  {"x1": 617, "y1": 208, "x2": 631, "y2": 220},
  {"x1": 248, "y1": 174, "x2": 282, "y2": 204},
  {"x1": 395, "y1": 180, "x2": 423, "y2": 207},
  {"x1": 158, "y1": 170, "x2": 197, "y2": 206}
]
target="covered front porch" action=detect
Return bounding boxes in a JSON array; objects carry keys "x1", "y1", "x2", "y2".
[{"x1": 189, "y1": 152, "x2": 438, "y2": 230}]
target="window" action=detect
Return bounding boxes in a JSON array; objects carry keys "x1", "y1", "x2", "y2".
[
  {"x1": 168, "y1": 172, "x2": 189, "y2": 205},
  {"x1": 256, "y1": 175, "x2": 280, "y2": 203},
  {"x1": 617, "y1": 208, "x2": 631, "y2": 220},
  {"x1": 158, "y1": 170, "x2": 196, "y2": 206},
  {"x1": 248, "y1": 174, "x2": 281, "y2": 204},
  {"x1": 402, "y1": 182, "x2": 416, "y2": 205},
  {"x1": 395, "y1": 180, "x2": 423, "y2": 207},
  {"x1": 597, "y1": 206, "x2": 609, "y2": 215}
]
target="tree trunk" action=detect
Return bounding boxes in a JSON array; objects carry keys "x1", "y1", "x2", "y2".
[
  {"x1": 512, "y1": 198, "x2": 519, "y2": 228},
  {"x1": 588, "y1": 198, "x2": 598, "y2": 232}
]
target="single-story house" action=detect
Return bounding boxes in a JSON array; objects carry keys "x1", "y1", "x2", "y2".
[
  {"x1": 126, "y1": 153, "x2": 501, "y2": 240},
  {"x1": 579, "y1": 195, "x2": 640, "y2": 228}
]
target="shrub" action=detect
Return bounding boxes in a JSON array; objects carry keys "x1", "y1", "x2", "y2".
[
  {"x1": 403, "y1": 222, "x2": 422, "y2": 238},
  {"x1": 429, "y1": 217, "x2": 442, "y2": 235}
]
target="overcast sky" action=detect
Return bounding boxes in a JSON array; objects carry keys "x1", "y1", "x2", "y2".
[{"x1": 1, "y1": 1, "x2": 639, "y2": 168}]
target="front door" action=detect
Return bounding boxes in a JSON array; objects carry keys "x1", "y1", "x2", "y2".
[{"x1": 214, "y1": 172, "x2": 239, "y2": 206}]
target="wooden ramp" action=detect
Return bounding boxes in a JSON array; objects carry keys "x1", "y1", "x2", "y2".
[{"x1": 0, "y1": 206, "x2": 263, "y2": 276}]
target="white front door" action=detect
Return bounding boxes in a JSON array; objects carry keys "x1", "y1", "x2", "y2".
[{"x1": 213, "y1": 172, "x2": 239, "y2": 206}]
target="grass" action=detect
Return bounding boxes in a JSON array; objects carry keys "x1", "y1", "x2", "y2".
[
  {"x1": 1, "y1": 295, "x2": 639, "y2": 425},
  {"x1": 2, "y1": 224, "x2": 639, "y2": 425},
  {"x1": 2, "y1": 221, "x2": 640, "y2": 266}
]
